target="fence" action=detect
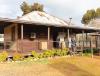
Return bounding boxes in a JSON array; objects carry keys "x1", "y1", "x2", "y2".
[{"x1": 2, "y1": 40, "x2": 100, "y2": 56}]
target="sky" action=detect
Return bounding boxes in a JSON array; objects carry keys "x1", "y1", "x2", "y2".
[{"x1": 0, "y1": 0, "x2": 100, "y2": 26}]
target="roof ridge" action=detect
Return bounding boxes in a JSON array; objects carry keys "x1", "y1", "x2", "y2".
[{"x1": 19, "y1": 11, "x2": 69, "y2": 25}]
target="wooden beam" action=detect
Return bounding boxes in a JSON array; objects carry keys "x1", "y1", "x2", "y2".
[
  {"x1": 82, "y1": 30, "x2": 84, "y2": 48},
  {"x1": 15, "y1": 24, "x2": 18, "y2": 40},
  {"x1": 48, "y1": 27, "x2": 50, "y2": 40},
  {"x1": 15, "y1": 24, "x2": 18, "y2": 52},
  {"x1": 82, "y1": 30, "x2": 84, "y2": 56},
  {"x1": 67, "y1": 29, "x2": 69, "y2": 40},
  {"x1": 90, "y1": 37, "x2": 93, "y2": 58},
  {"x1": 21, "y1": 24, "x2": 23, "y2": 52},
  {"x1": 21, "y1": 24, "x2": 23, "y2": 40},
  {"x1": 67, "y1": 29, "x2": 70, "y2": 51},
  {"x1": 86, "y1": 33, "x2": 88, "y2": 46}
]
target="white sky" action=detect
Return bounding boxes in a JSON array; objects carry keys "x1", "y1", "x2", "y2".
[{"x1": 0, "y1": 0, "x2": 100, "y2": 25}]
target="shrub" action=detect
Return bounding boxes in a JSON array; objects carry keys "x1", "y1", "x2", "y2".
[
  {"x1": 93, "y1": 48, "x2": 99, "y2": 53},
  {"x1": 83, "y1": 48, "x2": 91, "y2": 53},
  {"x1": 31, "y1": 51, "x2": 39, "y2": 58},
  {"x1": 0, "y1": 51, "x2": 8, "y2": 62},
  {"x1": 54, "y1": 48, "x2": 68, "y2": 56},
  {"x1": 55, "y1": 49, "x2": 62, "y2": 56},
  {"x1": 43, "y1": 50, "x2": 54, "y2": 58},
  {"x1": 61, "y1": 50, "x2": 67, "y2": 56},
  {"x1": 13, "y1": 53, "x2": 23, "y2": 61},
  {"x1": 38, "y1": 53, "x2": 44, "y2": 59},
  {"x1": 83, "y1": 53, "x2": 92, "y2": 57}
]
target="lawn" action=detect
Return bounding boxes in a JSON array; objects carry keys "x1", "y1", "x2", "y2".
[{"x1": 0, "y1": 56, "x2": 100, "y2": 76}]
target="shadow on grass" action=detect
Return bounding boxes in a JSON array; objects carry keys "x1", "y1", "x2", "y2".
[{"x1": 49, "y1": 61, "x2": 94, "y2": 76}]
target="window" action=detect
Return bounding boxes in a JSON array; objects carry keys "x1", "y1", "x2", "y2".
[{"x1": 30, "y1": 33, "x2": 36, "y2": 39}]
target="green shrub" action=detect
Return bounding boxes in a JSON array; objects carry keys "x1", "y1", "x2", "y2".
[
  {"x1": 93, "y1": 48, "x2": 99, "y2": 53},
  {"x1": 61, "y1": 50, "x2": 67, "y2": 56},
  {"x1": 0, "y1": 51, "x2": 8, "y2": 62},
  {"x1": 38, "y1": 53, "x2": 44, "y2": 59},
  {"x1": 83, "y1": 48, "x2": 91, "y2": 53},
  {"x1": 31, "y1": 48, "x2": 68, "y2": 59},
  {"x1": 54, "y1": 48, "x2": 68, "y2": 56},
  {"x1": 43, "y1": 50, "x2": 54, "y2": 58},
  {"x1": 13, "y1": 53, "x2": 23, "y2": 61},
  {"x1": 55, "y1": 49, "x2": 62, "y2": 56},
  {"x1": 83, "y1": 53, "x2": 92, "y2": 56},
  {"x1": 31, "y1": 51, "x2": 39, "y2": 58}
]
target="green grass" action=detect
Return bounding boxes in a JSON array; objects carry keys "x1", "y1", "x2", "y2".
[{"x1": 0, "y1": 56, "x2": 100, "y2": 76}]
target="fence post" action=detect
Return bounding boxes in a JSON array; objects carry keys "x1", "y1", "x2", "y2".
[
  {"x1": 82, "y1": 30, "x2": 84, "y2": 56},
  {"x1": 90, "y1": 38, "x2": 93, "y2": 58}
]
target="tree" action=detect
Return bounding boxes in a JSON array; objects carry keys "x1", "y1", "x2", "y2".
[
  {"x1": 81, "y1": 9, "x2": 96, "y2": 24},
  {"x1": 20, "y1": 2, "x2": 44, "y2": 15},
  {"x1": 20, "y1": 1, "x2": 31, "y2": 15},
  {"x1": 31, "y1": 3, "x2": 44, "y2": 12},
  {"x1": 95, "y1": 8, "x2": 100, "y2": 18}
]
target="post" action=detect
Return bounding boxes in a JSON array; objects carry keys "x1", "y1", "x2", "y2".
[
  {"x1": 21, "y1": 24, "x2": 23, "y2": 40},
  {"x1": 67, "y1": 29, "x2": 69, "y2": 40},
  {"x1": 82, "y1": 30, "x2": 84, "y2": 56},
  {"x1": 90, "y1": 37, "x2": 93, "y2": 58},
  {"x1": 48, "y1": 27, "x2": 50, "y2": 40},
  {"x1": 67, "y1": 29, "x2": 70, "y2": 51},
  {"x1": 21, "y1": 24, "x2": 23, "y2": 52},
  {"x1": 86, "y1": 33, "x2": 88, "y2": 46},
  {"x1": 15, "y1": 24, "x2": 18, "y2": 52},
  {"x1": 48, "y1": 27, "x2": 50, "y2": 49},
  {"x1": 82, "y1": 30, "x2": 85, "y2": 48}
]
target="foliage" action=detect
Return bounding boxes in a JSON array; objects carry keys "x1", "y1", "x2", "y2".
[
  {"x1": 93, "y1": 48, "x2": 100, "y2": 53},
  {"x1": 38, "y1": 53, "x2": 44, "y2": 59},
  {"x1": 13, "y1": 53, "x2": 23, "y2": 61},
  {"x1": 95, "y1": 8, "x2": 100, "y2": 18},
  {"x1": 31, "y1": 51, "x2": 39, "y2": 58},
  {"x1": 31, "y1": 3, "x2": 44, "y2": 12},
  {"x1": 20, "y1": 1, "x2": 31, "y2": 15},
  {"x1": 54, "y1": 48, "x2": 68, "y2": 56},
  {"x1": 82, "y1": 8, "x2": 100, "y2": 24},
  {"x1": 0, "y1": 49, "x2": 68, "y2": 62},
  {"x1": 0, "y1": 51, "x2": 8, "y2": 62},
  {"x1": 54, "y1": 49, "x2": 61, "y2": 56},
  {"x1": 82, "y1": 9, "x2": 96, "y2": 24},
  {"x1": 43, "y1": 50, "x2": 54, "y2": 58},
  {"x1": 83, "y1": 49, "x2": 92, "y2": 57},
  {"x1": 83, "y1": 48, "x2": 100, "y2": 54},
  {"x1": 32, "y1": 48, "x2": 68, "y2": 59},
  {"x1": 20, "y1": 1, "x2": 44, "y2": 15},
  {"x1": 83, "y1": 48, "x2": 91, "y2": 53},
  {"x1": 31, "y1": 49, "x2": 68, "y2": 59}
]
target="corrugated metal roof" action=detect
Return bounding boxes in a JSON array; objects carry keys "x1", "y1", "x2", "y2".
[
  {"x1": 0, "y1": 11, "x2": 100, "y2": 32},
  {"x1": 19, "y1": 11, "x2": 68, "y2": 26}
]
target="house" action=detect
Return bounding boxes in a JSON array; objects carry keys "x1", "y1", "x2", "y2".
[
  {"x1": 87, "y1": 18, "x2": 100, "y2": 49},
  {"x1": 0, "y1": 11, "x2": 100, "y2": 54}
]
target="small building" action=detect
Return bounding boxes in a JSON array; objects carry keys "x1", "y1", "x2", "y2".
[
  {"x1": 0, "y1": 11, "x2": 100, "y2": 54},
  {"x1": 88, "y1": 18, "x2": 100, "y2": 49}
]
